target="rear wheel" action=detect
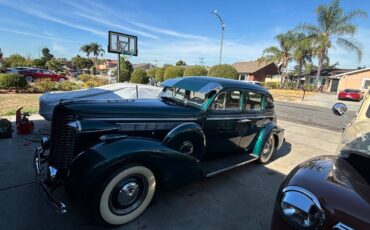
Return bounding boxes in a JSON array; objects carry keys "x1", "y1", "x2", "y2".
[
  {"x1": 258, "y1": 135, "x2": 275, "y2": 164},
  {"x1": 92, "y1": 165, "x2": 156, "y2": 226},
  {"x1": 58, "y1": 78, "x2": 66, "y2": 83},
  {"x1": 25, "y1": 76, "x2": 33, "y2": 82}
]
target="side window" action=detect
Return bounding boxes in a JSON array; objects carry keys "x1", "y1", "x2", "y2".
[
  {"x1": 211, "y1": 90, "x2": 241, "y2": 111},
  {"x1": 245, "y1": 92, "x2": 263, "y2": 112},
  {"x1": 266, "y1": 96, "x2": 274, "y2": 110}
]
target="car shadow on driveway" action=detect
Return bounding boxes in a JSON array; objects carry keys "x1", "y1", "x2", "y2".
[{"x1": 271, "y1": 141, "x2": 292, "y2": 161}]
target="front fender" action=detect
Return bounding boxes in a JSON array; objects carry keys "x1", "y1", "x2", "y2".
[
  {"x1": 66, "y1": 138, "x2": 203, "y2": 198},
  {"x1": 252, "y1": 122, "x2": 284, "y2": 157}
]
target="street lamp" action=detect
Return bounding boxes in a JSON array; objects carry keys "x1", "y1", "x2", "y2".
[{"x1": 210, "y1": 10, "x2": 225, "y2": 65}]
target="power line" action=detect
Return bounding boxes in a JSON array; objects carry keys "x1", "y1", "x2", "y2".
[{"x1": 199, "y1": 57, "x2": 204, "y2": 66}]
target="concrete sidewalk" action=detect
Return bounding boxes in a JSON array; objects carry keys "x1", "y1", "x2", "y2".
[{"x1": 0, "y1": 117, "x2": 341, "y2": 230}]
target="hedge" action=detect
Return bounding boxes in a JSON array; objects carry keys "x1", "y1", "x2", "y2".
[
  {"x1": 130, "y1": 69, "x2": 149, "y2": 84},
  {"x1": 183, "y1": 66, "x2": 208, "y2": 76},
  {"x1": 0, "y1": 73, "x2": 28, "y2": 92},
  {"x1": 208, "y1": 64, "x2": 238, "y2": 79},
  {"x1": 164, "y1": 66, "x2": 185, "y2": 80},
  {"x1": 155, "y1": 68, "x2": 165, "y2": 82}
]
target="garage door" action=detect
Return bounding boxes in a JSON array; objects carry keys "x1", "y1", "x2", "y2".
[{"x1": 330, "y1": 79, "x2": 339, "y2": 92}]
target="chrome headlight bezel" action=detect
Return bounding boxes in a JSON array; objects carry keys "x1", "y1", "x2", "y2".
[{"x1": 279, "y1": 186, "x2": 325, "y2": 229}]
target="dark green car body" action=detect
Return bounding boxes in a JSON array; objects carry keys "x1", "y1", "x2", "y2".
[{"x1": 37, "y1": 76, "x2": 284, "y2": 206}]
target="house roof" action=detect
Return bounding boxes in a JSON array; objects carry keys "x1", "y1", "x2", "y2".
[
  {"x1": 333, "y1": 68, "x2": 370, "y2": 78},
  {"x1": 133, "y1": 63, "x2": 156, "y2": 70},
  {"x1": 161, "y1": 76, "x2": 270, "y2": 95},
  {"x1": 232, "y1": 61, "x2": 275, "y2": 73}
]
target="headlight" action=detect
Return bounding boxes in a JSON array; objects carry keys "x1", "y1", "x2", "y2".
[{"x1": 280, "y1": 186, "x2": 325, "y2": 229}]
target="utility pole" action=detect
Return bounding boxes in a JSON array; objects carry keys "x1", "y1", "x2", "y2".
[
  {"x1": 199, "y1": 57, "x2": 204, "y2": 66},
  {"x1": 211, "y1": 10, "x2": 225, "y2": 65},
  {"x1": 153, "y1": 59, "x2": 158, "y2": 67}
]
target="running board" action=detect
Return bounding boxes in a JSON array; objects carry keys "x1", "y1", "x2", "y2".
[{"x1": 202, "y1": 153, "x2": 258, "y2": 178}]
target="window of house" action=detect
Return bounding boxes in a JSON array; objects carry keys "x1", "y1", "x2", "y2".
[
  {"x1": 245, "y1": 92, "x2": 263, "y2": 112},
  {"x1": 362, "y1": 79, "x2": 370, "y2": 90},
  {"x1": 239, "y1": 74, "x2": 246, "y2": 81},
  {"x1": 211, "y1": 90, "x2": 241, "y2": 111}
]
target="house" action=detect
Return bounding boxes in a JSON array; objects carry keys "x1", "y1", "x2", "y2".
[
  {"x1": 329, "y1": 68, "x2": 370, "y2": 93},
  {"x1": 133, "y1": 63, "x2": 156, "y2": 71},
  {"x1": 303, "y1": 68, "x2": 354, "y2": 91},
  {"x1": 232, "y1": 61, "x2": 279, "y2": 82},
  {"x1": 96, "y1": 59, "x2": 118, "y2": 71}
]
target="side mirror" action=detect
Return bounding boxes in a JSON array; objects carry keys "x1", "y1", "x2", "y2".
[{"x1": 332, "y1": 103, "x2": 347, "y2": 116}]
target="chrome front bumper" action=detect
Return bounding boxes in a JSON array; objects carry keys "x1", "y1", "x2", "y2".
[{"x1": 33, "y1": 147, "x2": 67, "y2": 214}]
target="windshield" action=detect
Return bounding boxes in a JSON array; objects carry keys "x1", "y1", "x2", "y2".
[{"x1": 159, "y1": 87, "x2": 207, "y2": 108}]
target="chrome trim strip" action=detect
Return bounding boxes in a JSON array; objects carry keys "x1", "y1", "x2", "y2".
[
  {"x1": 205, "y1": 155, "x2": 258, "y2": 177},
  {"x1": 282, "y1": 186, "x2": 323, "y2": 210},
  {"x1": 333, "y1": 222, "x2": 354, "y2": 230},
  {"x1": 206, "y1": 115, "x2": 273, "y2": 121},
  {"x1": 82, "y1": 117, "x2": 198, "y2": 121}
]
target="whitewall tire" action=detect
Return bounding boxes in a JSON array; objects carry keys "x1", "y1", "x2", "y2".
[{"x1": 97, "y1": 165, "x2": 156, "y2": 225}]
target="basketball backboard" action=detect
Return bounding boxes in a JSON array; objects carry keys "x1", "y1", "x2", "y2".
[{"x1": 108, "y1": 31, "x2": 138, "y2": 56}]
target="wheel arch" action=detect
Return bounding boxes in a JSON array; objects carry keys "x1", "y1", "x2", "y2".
[{"x1": 252, "y1": 122, "x2": 284, "y2": 157}]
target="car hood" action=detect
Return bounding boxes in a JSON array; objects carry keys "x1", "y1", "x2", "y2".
[
  {"x1": 59, "y1": 98, "x2": 201, "y2": 120},
  {"x1": 284, "y1": 156, "x2": 370, "y2": 229}
]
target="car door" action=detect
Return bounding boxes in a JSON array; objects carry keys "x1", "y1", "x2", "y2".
[
  {"x1": 203, "y1": 89, "x2": 249, "y2": 155},
  {"x1": 239, "y1": 91, "x2": 268, "y2": 151}
]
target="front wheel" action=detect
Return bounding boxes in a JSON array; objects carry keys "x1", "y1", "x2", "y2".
[
  {"x1": 25, "y1": 76, "x2": 33, "y2": 82},
  {"x1": 58, "y1": 78, "x2": 66, "y2": 83},
  {"x1": 258, "y1": 135, "x2": 275, "y2": 164},
  {"x1": 93, "y1": 165, "x2": 156, "y2": 226}
]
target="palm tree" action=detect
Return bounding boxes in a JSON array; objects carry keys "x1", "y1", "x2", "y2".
[
  {"x1": 259, "y1": 31, "x2": 296, "y2": 85},
  {"x1": 89, "y1": 43, "x2": 105, "y2": 64},
  {"x1": 291, "y1": 33, "x2": 314, "y2": 88},
  {"x1": 299, "y1": 0, "x2": 367, "y2": 88},
  {"x1": 80, "y1": 44, "x2": 91, "y2": 58}
]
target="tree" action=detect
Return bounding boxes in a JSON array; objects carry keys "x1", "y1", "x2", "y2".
[
  {"x1": 114, "y1": 57, "x2": 133, "y2": 82},
  {"x1": 148, "y1": 67, "x2": 158, "y2": 78},
  {"x1": 299, "y1": 0, "x2": 367, "y2": 88},
  {"x1": 130, "y1": 69, "x2": 149, "y2": 84},
  {"x1": 208, "y1": 64, "x2": 238, "y2": 79},
  {"x1": 259, "y1": 31, "x2": 296, "y2": 85},
  {"x1": 176, "y1": 60, "x2": 186, "y2": 66},
  {"x1": 3, "y1": 54, "x2": 30, "y2": 67},
  {"x1": 71, "y1": 55, "x2": 94, "y2": 69},
  {"x1": 164, "y1": 66, "x2": 185, "y2": 80},
  {"x1": 80, "y1": 44, "x2": 91, "y2": 58},
  {"x1": 45, "y1": 59, "x2": 64, "y2": 72},
  {"x1": 89, "y1": 42, "x2": 105, "y2": 63},
  {"x1": 32, "y1": 58, "x2": 46, "y2": 67},
  {"x1": 155, "y1": 68, "x2": 165, "y2": 82},
  {"x1": 41, "y1": 48, "x2": 54, "y2": 62},
  {"x1": 183, "y1": 65, "x2": 208, "y2": 76}
]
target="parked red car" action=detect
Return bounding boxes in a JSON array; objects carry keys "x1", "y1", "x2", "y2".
[
  {"x1": 19, "y1": 68, "x2": 68, "y2": 82},
  {"x1": 338, "y1": 89, "x2": 363, "y2": 101}
]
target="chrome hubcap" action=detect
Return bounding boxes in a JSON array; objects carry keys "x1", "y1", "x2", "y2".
[
  {"x1": 109, "y1": 175, "x2": 148, "y2": 215},
  {"x1": 179, "y1": 141, "x2": 194, "y2": 155},
  {"x1": 262, "y1": 137, "x2": 273, "y2": 156}
]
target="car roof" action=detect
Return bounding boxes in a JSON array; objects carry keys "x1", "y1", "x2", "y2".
[{"x1": 161, "y1": 76, "x2": 270, "y2": 95}]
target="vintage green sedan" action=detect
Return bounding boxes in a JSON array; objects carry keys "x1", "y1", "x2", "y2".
[{"x1": 34, "y1": 76, "x2": 284, "y2": 225}]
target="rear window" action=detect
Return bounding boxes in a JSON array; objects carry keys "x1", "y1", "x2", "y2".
[{"x1": 344, "y1": 89, "x2": 361, "y2": 93}]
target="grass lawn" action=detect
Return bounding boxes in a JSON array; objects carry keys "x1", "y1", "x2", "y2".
[
  {"x1": 0, "y1": 93, "x2": 41, "y2": 116},
  {"x1": 269, "y1": 89, "x2": 315, "y2": 101}
]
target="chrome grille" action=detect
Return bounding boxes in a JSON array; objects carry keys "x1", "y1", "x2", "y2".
[{"x1": 49, "y1": 111, "x2": 77, "y2": 169}]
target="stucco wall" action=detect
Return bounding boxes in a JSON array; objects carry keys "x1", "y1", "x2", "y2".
[{"x1": 338, "y1": 70, "x2": 370, "y2": 92}]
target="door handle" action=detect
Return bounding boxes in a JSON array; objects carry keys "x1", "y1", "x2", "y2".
[{"x1": 238, "y1": 118, "x2": 251, "y2": 123}]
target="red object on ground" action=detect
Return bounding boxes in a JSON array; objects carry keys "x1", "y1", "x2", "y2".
[
  {"x1": 19, "y1": 68, "x2": 68, "y2": 82},
  {"x1": 16, "y1": 107, "x2": 34, "y2": 135},
  {"x1": 338, "y1": 89, "x2": 363, "y2": 101}
]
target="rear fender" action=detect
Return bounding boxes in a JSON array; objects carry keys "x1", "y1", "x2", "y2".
[
  {"x1": 66, "y1": 138, "x2": 203, "y2": 198},
  {"x1": 252, "y1": 122, "x2": 284, "y2": 157}
]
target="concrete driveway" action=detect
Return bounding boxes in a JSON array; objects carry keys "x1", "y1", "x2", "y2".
[
  {"x1": 300, "y1": 93, "x2": 362, "y2": 111},
  {"x1": 0, "y1": 117, "x2": 341, "y2": 230}
]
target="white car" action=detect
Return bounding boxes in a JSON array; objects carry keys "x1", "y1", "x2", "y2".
[{"x1": 246, "y1": 80, "x2": 262, "y2": 86}]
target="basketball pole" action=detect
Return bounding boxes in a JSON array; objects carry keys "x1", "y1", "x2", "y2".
[{"x1": 117, "y1": 53, "x2": 120, "y2": 82}]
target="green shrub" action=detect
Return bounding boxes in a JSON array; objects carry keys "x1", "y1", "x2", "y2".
[
  {"x1": 130, "y1": 69, "x2": 149, "y2": 84},
  {"x1": 284, "y1": 81, "x2": 295, "y2": 90},
  {"x1": 56, "y1": 81, "x2": 82, "y2": 91},
  {"x1": 303, "y1": 84, "x2": 314, "y2": 91},
  {"x1": 148, "y1": 68, "x2": 158, "y2": 78},
  {"x1": 208, "y1": 64, "x2": 238, "y2": 79},
  {"x1": 78, "y1": 74, "x2": 94, "y2": 82},
  {"x1": 0, "y1": 73, "x2": 28, "y2": 92},
  {"x1": 82, "y1": 77, "x2": 108, "y2": 88},
  {"x1": 155, "y1": 68, "x2": 165, "y2": 82},
  {"x1": 33, "y1": 79, "x2": 57, "y2": 92},
  {"x1": 183, "y1": 66, "x2": 208, "y2": 76},
  {"x1": 265, "y1": 82, "x2": 281, "y2": 89},
  {"x1": 164, "y1": 66, "x2": 185, "y2": 80}
]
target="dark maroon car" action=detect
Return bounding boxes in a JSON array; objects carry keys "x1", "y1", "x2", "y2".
[
  {"x1": 338, "y1": 89, "x2": 363, "y2": 101},
  {"x1": 19, "y1": 68, "x2": 68, "y2": 82},
  {"x1": 270, "y1": 101, "x2": 370, "y2": 230}
]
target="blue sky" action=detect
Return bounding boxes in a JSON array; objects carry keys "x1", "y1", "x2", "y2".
[{"x1": 0, "y1": 0, "x2": 369, "y2": 68}]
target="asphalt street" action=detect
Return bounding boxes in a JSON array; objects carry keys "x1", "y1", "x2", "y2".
[{"x1": 275, "y1": 101, "x2": 356, "y2": 132}]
